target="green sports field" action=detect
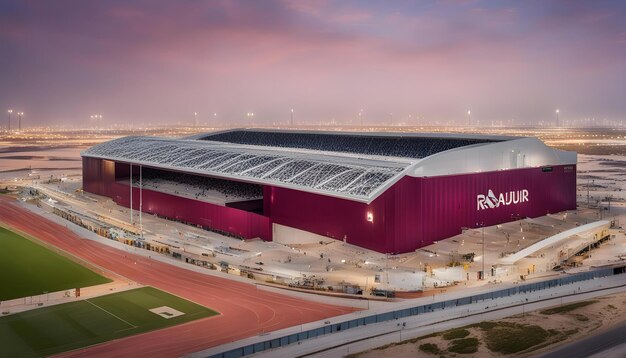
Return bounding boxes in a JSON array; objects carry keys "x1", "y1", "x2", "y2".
[
  {"x1": 0, "y1": 287, "x2": 218, "y2": 357},
  {"x1": 0, "y1": 226, "x2": 111, "y2": 301}
]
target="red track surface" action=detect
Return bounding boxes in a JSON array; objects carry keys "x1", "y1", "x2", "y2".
[{"x1": 0, "y1": 196, "x2": 358, "y2": 357}]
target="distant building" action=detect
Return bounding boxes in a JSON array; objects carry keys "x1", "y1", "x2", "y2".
[{"x1": 82, "y1": 129, "x2": 577, "y2": 254}]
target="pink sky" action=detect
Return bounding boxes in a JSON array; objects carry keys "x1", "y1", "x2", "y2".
[{"x1": 1, "y1": 1, "x2": 626, "y2": 127}]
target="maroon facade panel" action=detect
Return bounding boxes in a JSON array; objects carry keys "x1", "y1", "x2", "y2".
[
  {"x1": 83, "y1": 157, "x2": 576, "y2": 254},
  {"x1": 82, "y1": 157, "x2": 115, "y2": 197},
  {"x1": 266, "y1": 165, "x2": 577, "y2": 253},
  {"x1": 82, "y1": 158, "x2": 271, "y2": 241}
]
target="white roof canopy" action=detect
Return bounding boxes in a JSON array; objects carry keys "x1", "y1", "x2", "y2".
[{"x1": 82, "y1": 136, "x2": 411, "y2": 202}]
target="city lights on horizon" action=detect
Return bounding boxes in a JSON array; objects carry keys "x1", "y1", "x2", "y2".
[{"x1": 4, "y1": 105, "x2": 626, "y2": 131}]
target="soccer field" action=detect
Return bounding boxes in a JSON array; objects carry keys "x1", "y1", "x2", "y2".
[
  {"x1": 0, "y1": 226, "x2": 111, "y2": 301},
  {"x1": 0, "y1": 287, "x2": 219, "y2": 357}
]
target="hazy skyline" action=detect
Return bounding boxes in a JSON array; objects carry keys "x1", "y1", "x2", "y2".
[{"x1": 1, "y1": 0, "x2": 626, "y2": 127}]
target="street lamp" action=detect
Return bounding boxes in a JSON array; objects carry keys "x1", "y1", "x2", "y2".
[
  {"x1": 290, "y1": 108, "x2": 294, "y2": 126},
  {"x1": 467, "y1": 110, "x2": 471, "y2": 126},
  {"x1": 7, "y1": 109, "x2": 12, "y2": 131},
  {"x1": 555, "y1": 109, "x2": 560, "y2": 127},
  {"x1": 194, "y1": 112, "x2": 198, "y2": 127},
  {"x1": 18, "y1": 112, "x2": 23, "y2": 131}
]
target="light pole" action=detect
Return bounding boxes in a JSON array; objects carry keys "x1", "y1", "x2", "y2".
[
  {"x1": 555, "y1": 109, "x2": 560, "y2": 127},
  {"x1": 18, "y1": 112, "x2": 23, "y2": 131},
  {"x1": 359, "y1": 109, "x2": 363, "y2": 126},
  {"x1": 477, "y1": 222, "x2": 485, "y2": 280},
  {"x1": 7, "y1": 109, "x2": 12, "y2": 131},
  {"x1": 139, "y1": 165, "x2": 143, "y2": 239},
  {"x1": 587, "y1": 179, "x2": 590, "y2": 207},
  {"x1": 385, "y1": 252, "x2": 389, "y2": 300},
  {"x1": 194, "y1": 112, "x2": 198, "y2": 127},
  {"x1": 246, "y1": 112, "x2": 254, "y2": 127},
  {"x1": 467, "y1": 110, "x2": 471, "y2": 126},
  {"x1": 290, "y1": 108, "x2": 294, "y2": 126}
]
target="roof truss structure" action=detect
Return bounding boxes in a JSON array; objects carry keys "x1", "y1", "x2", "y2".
[{"x1": 83, "y1": 136, "x2": 411, "y2": 202}]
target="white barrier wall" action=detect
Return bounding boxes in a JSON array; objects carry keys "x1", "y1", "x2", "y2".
[{"x1": 272, "y1": 223, "x2": 335, "y2": 245}]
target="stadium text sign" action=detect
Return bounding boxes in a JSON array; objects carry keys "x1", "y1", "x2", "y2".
[{"x1": 477, "y1": 189, "x2": 529, "y2": 210}]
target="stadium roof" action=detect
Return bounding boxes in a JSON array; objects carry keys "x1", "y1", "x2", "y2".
[
  {"x1": 84, "y1": 130, "x2": 568, "y2": 203},
  {"x1": 196, "y1": 129, "x2": 509, "y2": 160},
  {"x1": 82, "y1": 136, "x2": 413, "y2": 202}
]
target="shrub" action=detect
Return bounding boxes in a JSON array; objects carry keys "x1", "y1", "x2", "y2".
[
  {"x1": 443, "y1": 329, "x2": 470, "y2": 340},
  {"x1": 448, "y1": 337, "x2": 479, "y2": 354},
  {"x1": 418, "y1": 343, "x2": 441, "y2": 355}
]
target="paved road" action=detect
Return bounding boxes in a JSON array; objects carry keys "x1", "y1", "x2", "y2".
[
  {"x1": 536, "y1": 319, "x2": 626, "y2": 358},
  {"x1": 0, "y1": 196, "x2": 358, "y2": 358}
]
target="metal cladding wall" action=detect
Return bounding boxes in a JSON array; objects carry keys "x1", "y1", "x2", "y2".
[
  {"x1": 82, "y1": 157, "x2": 115, "y2": 197},
  {"x1": 82, "y1": 158, "x2": 271, "y2": 241},
  {"x1": 266, "y1": 164, "x2": 577, "y2": 253},
  {"x1": 110, "y1": 183, "x2": 271, "y2": 240},
  {"x1": 263, "y1": 185, "x2": 391, "y2": 251},
  {"x1": 84, "y1": 156, "x2": 576, "y2": 253}
]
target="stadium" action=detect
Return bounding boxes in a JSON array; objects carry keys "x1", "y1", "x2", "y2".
[{"x1": 82, "y1": 129, "x2": 577, "y2": 254}]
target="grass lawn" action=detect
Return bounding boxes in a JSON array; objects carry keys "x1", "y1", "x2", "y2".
[
  {"x1": 473, "y1": 321, "x2": 552, "y2": 354},
  {"x1": 0, "y1": 226, "x2": 111, "y2": 301},
  {"x1": 0, "y1": 287, "x2": 218, "y2": 357}
]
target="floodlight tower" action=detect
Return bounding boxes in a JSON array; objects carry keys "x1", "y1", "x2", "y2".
[
  {"x1": 194, "y1": 112, "x2": 198, "y2": 127},
  {"x1": 18, "y1": 112, "x2": 23, "y2": 131},
  {"x1": 7, "y1": 109, "x2": 12, "y2": 131},
  {"x1": 467, "y1": 110, "x2": 471, "y2": 126},
  {"x1": 290, "y1": 108, "x2": 294, "y2": 126}
]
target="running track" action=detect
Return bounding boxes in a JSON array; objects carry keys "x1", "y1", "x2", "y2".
[{"x1": 0, "y1": 196, "x2": 358, "y2": 357}]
